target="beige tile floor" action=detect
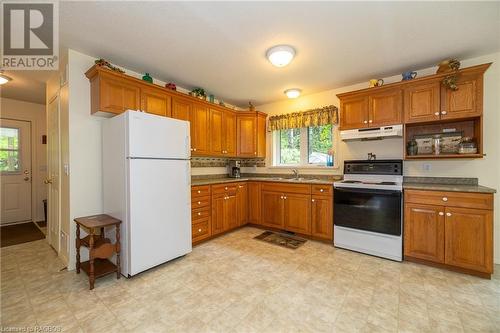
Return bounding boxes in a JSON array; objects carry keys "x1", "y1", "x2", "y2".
[{"x1": 1, "y1": 227, "x2": 499, "y2": 333}]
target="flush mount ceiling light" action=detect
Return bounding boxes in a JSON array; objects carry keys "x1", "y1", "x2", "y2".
[
  {"x1": 266, "y1": 45, "x2": 295, "y2": 67},
  {"x1": 284, "y1": 88, "x2": 301, "y2": 99},
  {"x1": 0, "y1": 71, "x2": 12, "y2": 85}
]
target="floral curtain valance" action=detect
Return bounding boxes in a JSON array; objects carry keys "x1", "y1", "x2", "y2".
[{"x1": 268, "y1": 105, "x2": 338, "y2": 131}]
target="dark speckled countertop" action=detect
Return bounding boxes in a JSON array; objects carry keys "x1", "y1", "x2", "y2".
[
  {"x1": 191, "y1": 174, "x2": 340, "y2": 186},
  {"x1": 403, "y1": 177, "x2": 496, "y2": 194}
]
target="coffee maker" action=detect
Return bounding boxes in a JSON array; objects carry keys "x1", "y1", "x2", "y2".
[{"x1": 228, "y1": 160, "x2": 241, "y2": 178}]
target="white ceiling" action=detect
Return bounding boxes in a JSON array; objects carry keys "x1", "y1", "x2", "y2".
[
  {"x1": 5, "y1": 2, "x2": 500, "y2": 107},
  {"x1": 0, "y1": 71, "x2": 51, "y2": 105}
]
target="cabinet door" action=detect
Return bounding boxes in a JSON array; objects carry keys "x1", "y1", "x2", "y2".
[
  {"x1": 140, "y1": 87, "x2": 171, "y2": 117},
  {"x1": 223, "y1": 111, "x2": 237, "y2": 156},
  {"x1": 339, "y1": 95, "x2": 369, "y2": 130},
  {"x1": 99, "y1": 75, "x2": 140, "y2": 114},
  {"x1": 444, "y1": 207, "x2": 493, "y2": 273},
  {"x1": 209, "y1": 108, "x2": 223, "y2": 155},
  {"x1": 191, "y1": 104, "x2": 210, "y2": 155},
  {"x1": 236, "y1": 183, "x2": 248, "y2": 226},
  {"x1": 404, "y1": 203, "x2": 445, "y2": 263},
  {"x1": 261, "y1": 191, "x2": 284, "y2": 228},
  {"x1": 248, "y1": 182, "x2": 261, "y2": 224},
  {"x1": 237, "y1": 115, "x2": 257, "y2": 157},
  {"x1": 256, "y1": 113, "x2": 267, "y2": 158},
  {"x1": 369, "y1": 89, "x2": 402, "y2": 127},
  {"x1": 224, "y1": 195, "x2": 238, "y2": 231},
  {"x1": 311, "y1": 195, "x2": 333, "y2": 240},
  {"x1": 172, "y1": 96, "x2": 191, "y2": 122},
  {"x1": 284, "y1": 193, "x2": 311, "y2": 235},
  {"x1": 403, "y1": 82, "x2": 440, "y2": 123},
  {"x1": 211, "y1": 196, "x2": 225, "y2": 235},
  {"x1": 441, "y1": 75, "x2": 480, "y2": 120}
]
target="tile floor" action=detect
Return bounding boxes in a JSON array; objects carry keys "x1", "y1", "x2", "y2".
[{"x1": 1, "y1": 227, "x2": 499, "y2": 332}]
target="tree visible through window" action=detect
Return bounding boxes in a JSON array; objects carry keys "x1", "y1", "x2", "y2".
[
  {"x1": 0, "y1": 127, "x2": 20, "y2": 172},
  {"x1": 279, "y1": 128, "x2": 301, "y2": 164},
  {"x1": 308, "y1": 124, "x2": 333, "y2": 164}
]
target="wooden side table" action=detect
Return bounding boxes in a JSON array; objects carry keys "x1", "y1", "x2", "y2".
[{"x1": 74, "y1": 214, "x2": 122, "y2": 290}]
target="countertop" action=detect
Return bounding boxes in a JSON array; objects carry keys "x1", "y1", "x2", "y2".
[
  {"x1": 191, "y1": 177, "x2": 336, "y2": 186},
  {"x1": 403, "y1": 183, "x2": 496, "y2": 194}
]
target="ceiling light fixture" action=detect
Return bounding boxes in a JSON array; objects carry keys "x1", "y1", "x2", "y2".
[
  {"x1": 0, "y1": 71, "x2": 12, "y2": 85},
  {"x1": 266, "y1": 45, "x2": 295, "y2": 67},
  {"x1": 284, "y1": 88, "x2": 301, "y2": 99}
]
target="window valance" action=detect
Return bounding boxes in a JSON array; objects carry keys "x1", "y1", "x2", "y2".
[{"x1": 268, "y1": 105, "x2": 338, "y2": 131}]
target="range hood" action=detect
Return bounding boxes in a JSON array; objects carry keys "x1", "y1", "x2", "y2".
[{"x1": 340, "y1": 124, "x2": 403, "y2": 141}]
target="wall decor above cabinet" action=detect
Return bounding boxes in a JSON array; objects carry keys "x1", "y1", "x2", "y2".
[
  {"x1": 337, "y1": 63, "x2": 490, "y2": 160},
  {"x1": 85, "y1": 65, "x2": 267, "y2": 158}
]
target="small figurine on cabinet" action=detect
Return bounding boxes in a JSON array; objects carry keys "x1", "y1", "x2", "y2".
[
  {"x1": 437, "y1": 59, "x2": 461, "y2": 73},
  {"x1": 94, "y1": 58, "x2": 125, "y2": 73},
  {"x1": 165, "y1": 82, "x2": 177, "y2": 90},
  {"x1": 249, "y1": 101, "x2": 256, "y2": 111},
  {"x1": 142, "y1": 73, "x2": 153, "y2": 83}
]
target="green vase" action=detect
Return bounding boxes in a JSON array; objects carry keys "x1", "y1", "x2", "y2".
[{"x1": 142, "y1": 73, "x2": 153, "y2": 83}]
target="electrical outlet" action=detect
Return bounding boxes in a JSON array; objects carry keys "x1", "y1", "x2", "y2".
[{"x1": 422, "y1": 163, "x2": 431, "y2": 171}]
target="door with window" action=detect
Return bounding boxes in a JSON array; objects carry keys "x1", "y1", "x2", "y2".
[{"x1": 0, "y1": 119, "x2": 32, "y2": 224}]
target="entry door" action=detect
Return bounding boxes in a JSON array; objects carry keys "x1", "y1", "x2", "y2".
[
  {"x1": 47, "y1": 96, "x2": 61, "y2": 252},
  {"x1": 0, "y1": 119, "x2": 32, "y2": 224}
]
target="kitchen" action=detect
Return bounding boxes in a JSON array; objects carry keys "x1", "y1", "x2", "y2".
[{"x1": 1, "y1": 2, "x2": 499, "y2": 332}]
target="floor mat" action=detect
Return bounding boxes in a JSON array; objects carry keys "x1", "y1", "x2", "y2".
[
  {"x1": 1, "y1": 222, "x2": 46, "y2": 247},
  {"x1": 254, "y1": 231, "x2": 306, "y2": 249}
]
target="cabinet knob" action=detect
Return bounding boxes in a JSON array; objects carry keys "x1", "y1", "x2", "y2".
[
  {"x1": 368, "y1": 120, "x2": 373, "y2": 123},
  {"x1": 442, "y1": 197, "x2": 448, "y2": 202},
  {"x1": 320, "y1": 189, "x2": 324, "y2": 192},
  {"x1": 198, "y1": 201, "x2": 201, "y2": 205},
  {"x1": 439, "y1": 212, "x2": 444, "y2": 216},
  {"x1": 441, "y1": 111, "x2": 447, "y2": 115},
  {"x1": 193, "y1": 148, "x2": 197, "y2": 151},
  {"x1": 197, "y1": 212, "x2": 201, "y2": 216},
  {"x1": 225, "y1": 187, "x2": 228, "y2": 190},
  {"x1": 198, "y1": 228, "x2": 202, "y2": 233},
  {"x1": 446, "y1": 212, "x2": 452, "y2": 217},
  {"x1": 363, "y1": 120, "x2": 368, "y2": 124},
  {"x1": 312, "y1": 199, "x2": 315, "y2": 202},
  {"x1": 434, "y1": 112, "x2": 440, "y2": 116},
  {"x1": 254, "y1": 152, "x2": 257, "y2": 155},
  {"x1": 280, "y1": 196, "x2": 283, "y2": 199},
  {"x1": 284, "y1": 196, "x2": 287, "y2": 200},
  {"x1": 239, "y1": 185, "x2": 243, "y2": 188},
  {"x1": 197, "y1": 190, "x2": 201, "y2": 194}
]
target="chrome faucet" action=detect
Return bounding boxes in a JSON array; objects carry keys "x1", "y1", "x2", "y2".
[
  {"x1": 368, "y1": 153, "x2": 377, "y2": 161},
  {"x1": 292, "y1": 169, "x2": 299, "y2": 179}
]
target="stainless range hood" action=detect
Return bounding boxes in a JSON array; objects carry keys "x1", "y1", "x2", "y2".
[{"x1": 340, "y1": 124, "x2": 403, "y2": 141}]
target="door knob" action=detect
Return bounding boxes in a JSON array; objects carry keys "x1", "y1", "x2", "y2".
[
  {"x1": 24, "y1": 177, "x2": 30, "y2": 182},
  {"x1": 44, "y1": 178, "x2": 53, "y2": 184}
]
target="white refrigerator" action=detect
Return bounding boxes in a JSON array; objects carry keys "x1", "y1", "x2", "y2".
[{"x1": 102, "y1": 110, "x2": 192, "y2": 277}]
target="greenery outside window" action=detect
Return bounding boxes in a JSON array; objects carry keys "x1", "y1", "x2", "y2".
[{"x1": 0, "y1": 127, "x2": 20, "y2": 172}]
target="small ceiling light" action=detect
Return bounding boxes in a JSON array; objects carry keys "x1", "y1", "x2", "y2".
[
  {"x1": 0, "y1": 71, "x2": 12, "y2": 85},
  {"x1": 266, "y1": 45, "x2": 295, "y2": 67},
  {"x1": 284, "y1": 88, "x2": 301, "y2": 99}
]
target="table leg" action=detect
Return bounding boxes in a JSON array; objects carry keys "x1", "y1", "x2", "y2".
[
  {"x1": 76, "y1": 224, "x2": 81, "y2": 274},
  {"x1": 116, "y1": 224, "x2": 121, "y2": 279},
  {"x1": 89, "y1": 229, "x2": 95, "y2": 290}
]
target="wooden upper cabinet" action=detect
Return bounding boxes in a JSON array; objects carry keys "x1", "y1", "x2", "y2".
[
  {"x1": 311, "y1": 195, "x2": 333, "y2": 240},
  {"x1": 444, "y1": 207, "x2": 493, "y2": 273},
  {"x1": 223, "y1": 111, "x2": 237, "y2": 156},
  {"x1": 283, "y1": 193, "x2": 311, "y2": 235},
  {"x1": 140, "y1": 87, "x2": 171, "y2": 117},
  {"x1": 209, "y1": 108, "x2": 223, "y2": 155},
  {"x1": 441, "y1": 72, "x2": 481, "y2": 120},
  {"x1": 191, "y1": 103, "x2": 210, "y2": 155},
  {"x1": 404, "y1": 81, "x2": 441, "y2": 123},
  {"x1": 368, "y1": 89, "x2": 402, "y2": 126},
  {"x1": 256, "y1": 113, "x2": 267, "y2": 158},
  {"x1": 339, "y1": 95, "x2": 369, "y2": 130},
  {"x1": 94, "y1": 73, "x2": 140, "y2": 115},
  {"x1": 261, "y1": 191, "x2": 284, "y2": 228},
  {"x1": 404, "y1": 203, "x2": 445, "y2": 263},
  {"x1": 171, "y1": 96, "x2": 191, "y2": 122},
  {"x1": 237, "y1": 114, "x2": 257, "y2": 157}
]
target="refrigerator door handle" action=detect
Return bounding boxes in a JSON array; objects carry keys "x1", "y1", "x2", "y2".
[{"x1": 185, "y1": 135, "x2": 190, "y2": 156}]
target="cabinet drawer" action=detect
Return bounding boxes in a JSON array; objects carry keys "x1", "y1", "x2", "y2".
[
  {"x1": 192, "y1": 185, "x2": 211, "y2": 198},
  {"x1": 211, "y1": 183, "x2": 238, "y2": 196},
  {"x1": 311, "y1": 184, "x2": 333, "y2": 196},
  {"x1": 192, "y1": 218, "x2": 211, "y2": 243},
  {"x1": 405, "y1": 190, "x2": 493, "y2": 210},
  {"x1": 192, "y1": 207, "x2": 210, "y2": 221},
  {"x1": 261, "y1": 182, "x2": 311, "y2": 195},
  {"x1": 192, "y1": 196, "x2": 210, "y2": 209}
]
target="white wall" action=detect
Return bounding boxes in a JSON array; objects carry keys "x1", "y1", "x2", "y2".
[
  {"x1": 0, "y1": 98, "x2": 47, "y2": 222},
  {"x1": 256, "y1": 52, "x2": 500, "y2": 263}
]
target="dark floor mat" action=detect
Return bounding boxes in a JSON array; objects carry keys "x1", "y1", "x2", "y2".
[
  {"x1": 1, "y1": 222, "x2": 45, "y2": 247},
  {"x1": 254, "y1": 231, "x2": 306, "y2": 249}
]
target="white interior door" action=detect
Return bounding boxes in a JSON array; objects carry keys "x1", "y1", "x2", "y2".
[
  {"x1": 0, "y1": 119, "x2": 32, "y2": 225},
  {"x1": 47, "y1": 96, "x2": 61, "y2": 252}
]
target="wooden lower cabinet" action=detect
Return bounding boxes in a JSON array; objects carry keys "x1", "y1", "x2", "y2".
[
  {"x1": 248, "y1": 182, "x2": 261, "y2": 224},
  {"x1": 444, "y1": 207, "x2": 493, "y2": 273},
  {"x1": 283, "y1": 193, "x2": 311, "y2": 234},
  {"x1": 236, "y1": 183, "x2": 248, "y2": 226},
  {"x1": 404, "y1": 189, "x2": 494, "y2": 277},
  {"x1": 404, "y1": 203, "x2": 445, "y2": 263},
  {"x1": 192, "y1": 218, "x2": 211, "y2": 243},
  {"x1": 261, "y1": 191, "x2": 284, "y2": 229},
  {"x1": 212, "y1": 194, "x2": 237, "y2": 235},
  {"x1": 311, "y1": 195, "x2": 333, "y2": 240}
]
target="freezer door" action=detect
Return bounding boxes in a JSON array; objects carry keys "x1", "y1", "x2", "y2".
[
  {"x1": 128, "y1": 158, "x2": 192, "y2": 276},
  {"x1": 126, "y1": 111, "x2": 190, "y2": 159}
]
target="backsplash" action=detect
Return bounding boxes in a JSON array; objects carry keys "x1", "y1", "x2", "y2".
[{"x1": 191, "y1": 157, "x2": 265, "y2": 168}]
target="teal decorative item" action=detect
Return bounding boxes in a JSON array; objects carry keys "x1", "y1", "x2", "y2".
[
  {"x1": 209, "y1": 94, "x2": 215, "y2": 103},
  {"x1": 142, "y1": 73, "x2": 153, "y2": 83}
]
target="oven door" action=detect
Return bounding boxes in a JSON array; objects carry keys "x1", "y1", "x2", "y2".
[{"x1": 334, "y1": 187, "x2": 402, "y2": 236}]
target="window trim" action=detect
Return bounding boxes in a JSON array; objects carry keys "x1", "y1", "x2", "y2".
[{"x1": 272, "y1": 125, "x2": 339, "y2": 168}]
